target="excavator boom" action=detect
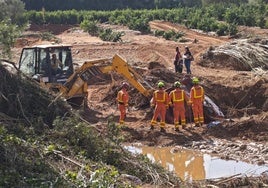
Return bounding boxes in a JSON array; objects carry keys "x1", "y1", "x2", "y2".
[{"x1": 59, "y1": 54, "x2": 153, "y2": 104}]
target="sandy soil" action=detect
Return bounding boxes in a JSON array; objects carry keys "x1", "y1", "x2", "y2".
[{"x1": 13, "y1": 21, "x2": 268, "y2": 169}]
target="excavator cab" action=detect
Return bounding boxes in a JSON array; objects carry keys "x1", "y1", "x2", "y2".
[{"x1": 18, "y1": 44, "x2": 74, "y2": 88}]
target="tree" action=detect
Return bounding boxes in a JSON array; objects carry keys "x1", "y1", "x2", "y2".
[
  {"x1": 0, "y1": 20, "x2": 19, "y2": 58},
  {"x1": 0, "y1": 0, "x2": 26, "y2": 25},
  {"x1": 201, "y1": 0, "x2": 247, "y2": 6},
  {"x1": 0, "y1": 0, "x2": 26, "y2": 58}
]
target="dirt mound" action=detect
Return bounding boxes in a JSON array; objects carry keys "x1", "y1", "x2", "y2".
[{"x1": 28, "y1": 23, "x2": 75, "y2": 35}]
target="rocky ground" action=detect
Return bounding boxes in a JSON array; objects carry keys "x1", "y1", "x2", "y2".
[{"x1": 12, "y1": 21, "x2": 268, "y2": 181}]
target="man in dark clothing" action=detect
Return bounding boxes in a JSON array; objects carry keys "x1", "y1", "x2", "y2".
[{"x1": 174, "y1": 47, "x2": 183, "y2": 73}]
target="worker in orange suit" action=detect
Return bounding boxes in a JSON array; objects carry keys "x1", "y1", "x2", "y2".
[
  {"x1": 117, "y1": 82, "x2": 129, "y2": 125},
  {"x1": 150, "y1": 81, "x2": 169, "y2": 133},
  {"x1": 169, "y1": 81, "x2": 189, "y2": 131},
  {"x1": 188, "y1": 77, "x2": 205, "y2": 127}
]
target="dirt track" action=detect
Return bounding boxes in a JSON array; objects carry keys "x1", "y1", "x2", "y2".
[{"x1": 13, "y1": 21, "x2": 268, "y2": 170}]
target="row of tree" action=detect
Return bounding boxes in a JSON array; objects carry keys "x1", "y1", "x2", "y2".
[
  {"x1": 20, "y1": 0, "x2": 257, "y2": 11},
  {"x1": 0, "y1": 0, "x2": 268, "y2": 57},
  {"x1": 25, "y1": 2, "x2": 267, "y2": 34}
]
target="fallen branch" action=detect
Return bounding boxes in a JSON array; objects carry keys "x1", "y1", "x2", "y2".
[
  {"x1": 0, "y1": 112, "x2": 23, "y2": 123},
  {"x1": 77, "y1": 114, "x2": 102, "y2": 132},
  {"x1": 216, "y1": 173, "x2": 242, "y2": 185},
  {"x1": 16, "y1": 94, "x2": 32, "y2": 126},
  {"x1": 0, "y1": 91, "x2": 8, "y2": 102},
  {"x1": 53, "y1": 150, "x2": 85, "y2": 168},
  {"x1": 48, "y1": 92, "x2": 64, "y2": 108},
  {"x1": 0, "y1": 59, "x2": 19, "y2": 71},
  {"x1": 206, "y1": 185, "x2": 220, "y2": 188}
]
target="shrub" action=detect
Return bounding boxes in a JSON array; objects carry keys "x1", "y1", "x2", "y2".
[
  {"x1": 216, "y1": 23, "x2": 228, "y2": 36},
  {"x1": 98, "y1": 28, "x2": 125, "y2": 42},
  {"x1": 80, "y1": 19, "x2": 99, "y2": 36}
]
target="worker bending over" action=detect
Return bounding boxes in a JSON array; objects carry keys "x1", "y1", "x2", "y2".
[
  {"x1": 169, "y1": 81, "x2": 189, "y2": 131},
  {"x1": 150, "y1": 81, "x2": 169, "y2": 133},
  {"x1": 189, "y1": 77, "x2": 205, "y2": 127},
  {"x1": 117, "y1": 82, "x2": 130, "y2": 125}
]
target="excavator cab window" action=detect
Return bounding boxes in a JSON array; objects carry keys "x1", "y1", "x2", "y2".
[
  {"x1": 19, "y1": 45, "x2": 74, "y2": 84},
  {"x1": 19, "y1": 48, "x2": 36, "y2": 75}
]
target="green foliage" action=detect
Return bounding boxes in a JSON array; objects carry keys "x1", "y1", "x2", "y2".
[
  {"x1": 80, "y1": 19, "x2": 99, "y2": 36},
  {"x1": 154, "y1": 29, "x2": 165, "y2": 36},
  {"x1": 0, "y1": 0, "x2": 26, "y2": 26},
  {"x1": 0, "y1": 125, "x2": 68, "y2": 187},
  {"x1": 0, "y1": 0, "x2": 26, "y2": 58},
  {"x1": 107, "y1": 118, "x2": 124, "y2": 144},
  {"x1": 80, "y1": 19, "x2": 124, "y2": 42},
  {"x1": 99, "y1": 28, "x2": 125, "y2": 42},
  {"x1": 127, "y1": 17, "x2": 151, "y2": 34},
  {"x1": 40, "y1": 31, "x2": 55, "y2": 41},
  {"x1": 224, "y1": 3, "x2": 267, "y2": 28},
  {"x1": 65, "y1": 170, "x2": 78, "y2": 181},
  {"x1": 155, "y1": 29, "x2": 184, "y2": 41},
  {"x1": 201, "y1": 0, "x2": 248, "y2": 6},
  {"x1": 228, "y1": 23, "x2": 238, "y2": 36},
  {"x1": 0, "y1": 64, "x2": 70, "y2": 126},
  {"x1": 0, "y1": 62, "x2": 181, "y2": 187},
  {"x1": 0, "y1": 20, "x2": 19, "y2": 58},
  {"x1": 21, "y1": 0, "x2": 201, "y2": 11},
  {"x1": 24, "y1": 3, "x2": 268, "y2": 37},
  {"x1": 216, "y1": 22, "x2": 228, "y2": 36},
  {"x1": 197, "y1": 17, "x2": 218, "y2": 32},
  {"x1": 89, "y1": 166, "x2": 120, "y2": 188}
]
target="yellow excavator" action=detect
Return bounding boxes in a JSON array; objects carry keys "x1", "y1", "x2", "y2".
[
  {"x1": 58, "y1": 54, "x2": 154, "y2": 106},
  {"x1": 18, "y1": 44, "x2": 154, "y2": 106},
  {"x1": 17, "y1": 44, "x2": 224, "y2": 123}
]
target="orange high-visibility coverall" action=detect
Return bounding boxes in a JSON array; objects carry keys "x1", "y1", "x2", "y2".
[
  {"x1": 169, "y1": 88, "x2": 188, "y2": 128},
  {"x1": 189, "y1": 85, "x2": 205, "y2": 125},
  {"x1": 117, "y1": 88, "x2": 129, "y2": 125},
  {"x1": 150, "y1": 89, "x2": 169, "y2": 128}
]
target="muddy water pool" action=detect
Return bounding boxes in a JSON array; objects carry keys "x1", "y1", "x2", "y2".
[{"x1": 125, "y1": 145, "x2": 268, "y2": 181}]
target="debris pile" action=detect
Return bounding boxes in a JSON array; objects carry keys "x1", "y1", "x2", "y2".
[
  {"x1": 200, "y1": 38, "x2": 268, "y2": 71},
  {"x1": 0, "y1": 63, "x2": 71, "y2": 127}
]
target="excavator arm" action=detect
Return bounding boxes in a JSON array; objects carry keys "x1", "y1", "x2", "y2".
[
  {"x1": 59, "y1": 54, "x2": 153, "y2": 105},
  {"x1": 99, "y1": 54, "x2": 153, "y2": 97}
]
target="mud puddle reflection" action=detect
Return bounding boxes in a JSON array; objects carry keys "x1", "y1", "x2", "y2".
[{"x1": 125, "y1": 145, "x2": 268, "y2": 181}]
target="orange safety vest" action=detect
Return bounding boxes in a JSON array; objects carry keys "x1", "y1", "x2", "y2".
[
  {"x1": 154, "y1": 90, "x2": 168, "y2": 103},
  {"x1": 117, "y1": 90, "x2": 129, "y2": 104},
  {"x1": 192, "y1": 86, "x2": 204, "y2": 99},
  {"x1": 171, "y1": 90, "x2": 184, "y2": 102}
]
